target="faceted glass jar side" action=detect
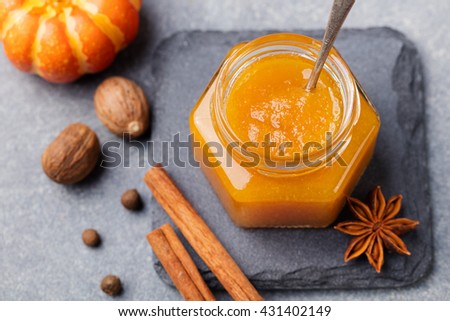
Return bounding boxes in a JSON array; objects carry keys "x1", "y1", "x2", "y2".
[{"x1": 190, "y1": 34, "x2": 380, "y2": 228}]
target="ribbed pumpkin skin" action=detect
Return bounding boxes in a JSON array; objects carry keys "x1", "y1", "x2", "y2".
[{"x1": 0, "y1": 0, "x2": 141, "y2": 83}]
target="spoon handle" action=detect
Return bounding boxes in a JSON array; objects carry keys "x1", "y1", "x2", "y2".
[{"x1": 306, "y1": 0, "x2": 355, "y2": 91}]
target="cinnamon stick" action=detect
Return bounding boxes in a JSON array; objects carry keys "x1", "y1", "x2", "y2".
[
  {"x1": 144, "y1": 165, "x2": 263, "y2": 301},
  {"x1": 147, "y1": 224, "x2": 215, "y2": 301}
]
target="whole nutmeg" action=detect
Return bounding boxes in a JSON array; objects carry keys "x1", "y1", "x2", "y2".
[
  {"x1": 42, "y1": 123, "x2": 100, "y2": 184},
  {"x1": 82, "y1": 229, "x2": 101, "y2": 247},
  {"x1": 94, "y1": 76, "x2": 150, "y2": 138},
  {"x1": 101, "y1": 275, "x2": 123, "y2": 296},
  {"x1": 121, "y1": 189, "x2": 143, "y2": 211}
]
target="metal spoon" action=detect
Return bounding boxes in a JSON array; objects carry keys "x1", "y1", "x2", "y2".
[{"x1": 305, "y1": 0, "x2": 356, "y2": 91}]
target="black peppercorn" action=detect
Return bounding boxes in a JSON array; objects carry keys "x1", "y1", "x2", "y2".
[
  {"x1": 121, "y1": 189, "x2": 142, "y2": 210},
  {"x1": 82, "y1": 229, "x2": 101, "y2": 247},
  {"x1": 100, "y1": 275, "x2": 123, "y2": 296}
]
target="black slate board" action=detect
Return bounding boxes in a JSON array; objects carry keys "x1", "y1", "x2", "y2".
[{"x1": 148, "y1": 28, "x2": 432, "y2": 290}]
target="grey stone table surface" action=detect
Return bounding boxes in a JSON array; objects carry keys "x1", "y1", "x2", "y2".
[{"x1": 0, "y1": 0, "x2": 449, "y2": 300}]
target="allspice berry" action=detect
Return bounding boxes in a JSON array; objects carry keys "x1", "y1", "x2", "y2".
[
  {"x1": 94, "y1": 76, "x2": 150, "y2": 138},
  {"x1": 82, "y1": 229, "x2": 101, "y2": 247},
  {"x1": 41, "y1": 123, "x2": 100, "y2": 184},
  {"x1": 100, "y1": 275, "x2": 122, "y2": 296},
  {"x1": 121, "y1": 189, "x2": 142, "y2": 211}
]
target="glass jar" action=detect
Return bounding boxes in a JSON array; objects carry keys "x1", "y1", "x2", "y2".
[{"x1": 190, "y1": 33, "x2": 380, "y2": 228}]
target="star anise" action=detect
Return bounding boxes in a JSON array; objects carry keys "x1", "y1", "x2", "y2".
[{"x1": 334, "y1": 186, "x2": 419, "y2": 273}]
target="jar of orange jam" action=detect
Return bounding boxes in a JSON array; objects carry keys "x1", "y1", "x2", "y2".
[{"x1": 190, "y1": 33, "x2": 380, "y2": 228}]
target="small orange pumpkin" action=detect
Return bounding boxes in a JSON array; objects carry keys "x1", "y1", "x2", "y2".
[{"x1": 0, "y1": 0, "x2": 141, "y2": 83}]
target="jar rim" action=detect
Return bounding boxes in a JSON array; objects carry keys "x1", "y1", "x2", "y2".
[{"x1": 212, "y1": 33, "x2": 360, "y2": 175}]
